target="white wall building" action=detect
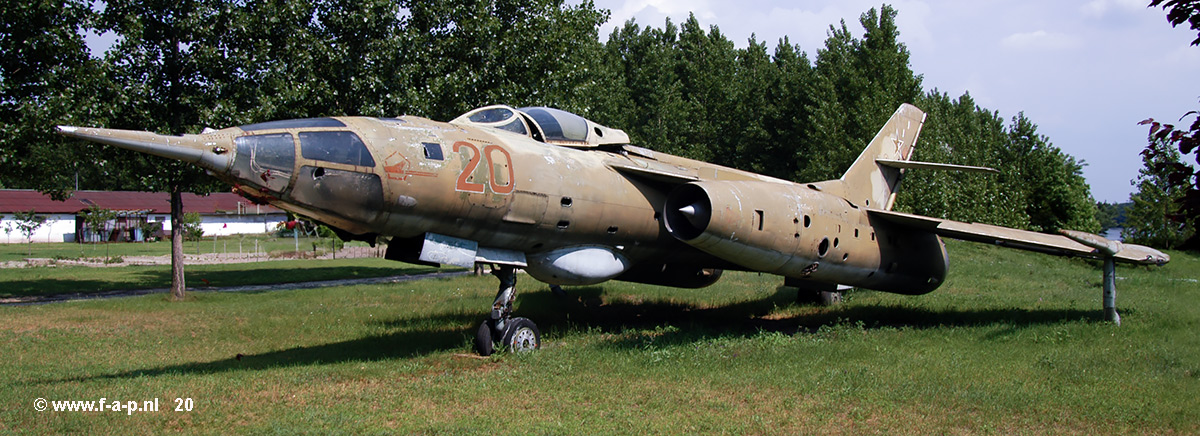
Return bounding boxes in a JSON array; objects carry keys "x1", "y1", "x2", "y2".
[{"x1": 0, "y1": 190, "x2": 288, "y2": 243}]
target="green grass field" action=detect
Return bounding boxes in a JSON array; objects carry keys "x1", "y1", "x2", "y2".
[
  {"x1": 0, "y1": 258, "x2": 439, "y2": 299},
  {"x1": 0, "y1": 235, "x2": 364, "y2": 263},
  {"x1": 2, "y1": 240, "x2": 1197, "y2": 434}
]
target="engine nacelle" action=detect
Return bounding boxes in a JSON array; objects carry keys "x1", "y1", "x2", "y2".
[
  {"x1": 665, "y1": 182, "x2": 806, "y2": 271},
  {"x1": 664, "y1": 181, "x2": 946, "y2": 295}
]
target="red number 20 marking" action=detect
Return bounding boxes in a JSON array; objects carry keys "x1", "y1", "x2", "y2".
[
  {"x1": 454, "y1": 141, "x2": 514, "y2": 195},
  {"x1": 453, "y1": 142, "x2": 485, "y2": 193}
]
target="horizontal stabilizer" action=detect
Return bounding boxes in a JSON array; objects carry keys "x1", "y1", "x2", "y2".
[
  {"x1": 867, "y1": 209, "x2": 1169, "y2": 265},
  {"x1": 876, "y1": 159, "x2": 999, "y2": 174}
]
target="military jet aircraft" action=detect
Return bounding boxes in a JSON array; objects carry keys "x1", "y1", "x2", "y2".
[{"x1": 57, "y1": 103, "x2": 1169, "y2": 355}]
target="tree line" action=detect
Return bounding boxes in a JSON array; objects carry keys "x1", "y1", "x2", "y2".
[
  {"x1": 1126, "y1": 0, "x2": 1199, "y2": 249},
  {"x1": 2, "y1": 0, "x2": 1103, "y2": 237}
]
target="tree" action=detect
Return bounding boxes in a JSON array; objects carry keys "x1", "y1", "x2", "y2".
[
  {"x1": 1141, "y1": 1, "x2": 1200, "y2": 247},
  {"x1": 0, "y1": 0, "x2": 120, "y2": 195},
  {"x1": 756, "y1": 38, "x2": 816, "y2": 182},
  {"x1": 604, "y1": 19, "x2": 691, "y2": 156},
  {"x1": 1096, "y1": 201, "x2": 1130, "y2": 231},
  {"x1": 1, "y1": 219, "x2": 14, "y2": 243},
  {"x1": 725, "y1": 37, "x2": 778, "y2": 173},
  {"x1": 180, "y1": 212, "x2": 204, "y2": 241},
  {"x1": 81, "y1": 205, "x2": 115, "y2": 244},
  {"x1": 139, "y1": 220, "x2": 162, "y2": 242},
  {"x1": 673, "y1": 15, "x2": 738, "y2": 165},
  {"x1": 897, "y1": 91, "x2": 1025, "y2": 228},
  {"x1": 9, "y1": 1, "x2": 1113, "y2": 268},
  {"x1": 1006, "y1": 113, "x2": 1101, "y2": 233},
  {"x1": 98, "y1": 0, "x2": 234, "y2": 300},
  {"x1": 13, "y1": 209, "x2": 47, "y2": 256},
  {"x1": 804, "y1": 5, "x2": 922, "y2": 181},
  {"x1": 1138, "y1": 111, "x2": 1200, "y2": 247},
  {"x1": 81, "y1": 205, "x2": 117, "y2": 259},
  {"x1": 1124, "y1": 137, "x2": 1196, "y2": 247},
  {"x1": 600, "y1": 4, "x2": 1098, "y2": 234},
  {"x1": 402, "y1": 0, "x2": 612, "y2": 120}
]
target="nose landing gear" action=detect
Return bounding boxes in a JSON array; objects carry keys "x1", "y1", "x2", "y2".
[{"x1": 474, "y1": 265, "x2": 542, "y2": 356}]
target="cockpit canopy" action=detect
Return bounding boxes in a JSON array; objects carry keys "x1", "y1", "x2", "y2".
[{"x1": 451, "y1": 105, "x2": 630, "y2": 147}]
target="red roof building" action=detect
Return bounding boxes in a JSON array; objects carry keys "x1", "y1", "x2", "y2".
[
  {"x1": 0, "y1": 189, "x2": 283, "y2": 215},
  {"x1": 0, "y1": 190, "x2": 286, "y2": 243}
]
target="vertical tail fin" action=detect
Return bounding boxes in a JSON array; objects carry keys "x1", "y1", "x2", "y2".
[{"x1": 826, "y1": 104, "x2": 926, "y2": 211}]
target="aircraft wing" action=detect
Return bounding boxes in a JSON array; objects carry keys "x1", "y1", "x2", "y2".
[
  {"x1": 867, "y1": 209, "x2": 1169, "y2": 266},
  {"x1": 606, "y1": 160, "x2": 699, "y2": 184}
]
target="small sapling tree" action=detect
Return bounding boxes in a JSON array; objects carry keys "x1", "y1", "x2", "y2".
[
  {"x1": 181, "y1": 212, "x2": 203, "y2": 254},
  {"x1": 13, "y1": 209, "x2": 47, "y2": 256},
  {"x1": 81, "y1": 206, "x2": 116, "y2": 259},
  {"x1": 139, "y1": 220, "x2": 161, "y2": 242},
  {"x1": 2, "y1": 219, "x2": 13, "y2": 244}
]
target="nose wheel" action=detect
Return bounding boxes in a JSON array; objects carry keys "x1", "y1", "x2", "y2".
[{"x1": 473, "y1": 265, "x2": 542, "y2": 356}]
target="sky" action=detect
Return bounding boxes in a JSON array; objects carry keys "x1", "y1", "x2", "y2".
[
  {"x1": 82, "y1": 1, "x2": 1198, "y2": 202},
  {"x1": 580, "y1": 0, "x2": 1200, "y2": 203}
]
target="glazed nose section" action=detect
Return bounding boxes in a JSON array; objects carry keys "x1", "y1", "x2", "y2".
[
  {"x1": 231, "y1": 132, "x2": 295, "y2": 193},
  {"x1": 56, "y1": 126, "x2": 232, "y2": 174}
]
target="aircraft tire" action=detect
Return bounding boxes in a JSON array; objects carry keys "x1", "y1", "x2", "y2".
[
  {"x1": 797, "y1": 289, "x2": 844, "y2": 306},
  {"x1": 502, "y1": 317, "x2": 541, "y2": 353},
  {"x1": 818, "y1": 291, "x2": 843, "y2": 306},
  {"x1": 474, "y1": 319, "x2": 495, "y2": 356}
]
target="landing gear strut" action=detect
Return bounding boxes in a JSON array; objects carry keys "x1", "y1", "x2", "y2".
[
  {"x1": 1102, "y1": 256, "x2": 1120, "y2": 326},
  {"x1": 474, "y1": 265, "x2": 541, "y2": 356}
]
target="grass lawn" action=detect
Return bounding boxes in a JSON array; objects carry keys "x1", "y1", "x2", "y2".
[
  {"x1": 1, "y1": 240, "x2": 1197, "y2": 434},
  {"x1": 0, "y1": 235, "x2": 366, "y2": 263},
  {"x1": 0, "y1": 257, "x2": 443, "y2": 298}
]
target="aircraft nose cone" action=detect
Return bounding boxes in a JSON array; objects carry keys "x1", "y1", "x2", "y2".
[{"x1": 56, "y1": 125, "x2": 233, "y2": 174}]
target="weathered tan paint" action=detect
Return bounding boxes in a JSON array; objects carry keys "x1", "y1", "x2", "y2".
[{"x1": 57, "y1": 103, "x2": 1168, "y2": 297}]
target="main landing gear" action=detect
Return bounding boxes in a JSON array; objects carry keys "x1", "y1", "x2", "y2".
[
  {"x1": 800, "y1": 290, "x2": 843, "y2": 306},
  {"x1": 786, "y1": 277, "x2": 844, "y2": 306},
  {"x1": 474, "y1": 265, "x2": 541, "y2": 356}
]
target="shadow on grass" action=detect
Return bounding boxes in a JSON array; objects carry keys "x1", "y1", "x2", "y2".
[
  {"x1": 37, "y1": 284, "x2": 1113, "y2": 383},
  {"x1": 1, "y1": 265, "x2": 438, "y2": 298},
  {"x1": 516, "y1": 286, "x2": 1114, "y2": 349},
  {"x1": 0, "y1": 269, "x2": 166, "y2": 298},
  {"x1": 32, "y1": 313, "x2": 482, "y2": 385}
]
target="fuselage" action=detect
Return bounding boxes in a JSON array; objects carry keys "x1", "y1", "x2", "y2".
[
  {"x1": 213, "y1": 113, "x2": 946, "y2": 294},
  {"x1": 222, "y1": 115, "x2": 724, "y2": 272},
  {"x1": 57, "y1": 103, "x2": 1170, "y2": 308}
]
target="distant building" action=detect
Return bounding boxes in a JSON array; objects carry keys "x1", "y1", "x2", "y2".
[{"x1": 0, "y1": 190, "x2": 287, "y2": 243}]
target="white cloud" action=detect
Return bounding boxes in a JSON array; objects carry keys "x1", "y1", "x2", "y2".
[
  {"x1": 1001, "y1": 30, "x2": 1083, "y2": 51},
  {"x1": 1081, "y1": 0, "x2": 1145, "y2": 18},
  {"x1": 751, "y1": 5, "x2": 852, "y2": 49},
  {"x1": 605, "y1": 0, "x2": 716, "y2": 26},
  {"x1": 597, "y1": 0, "x2": 934, "y2": 52}
]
